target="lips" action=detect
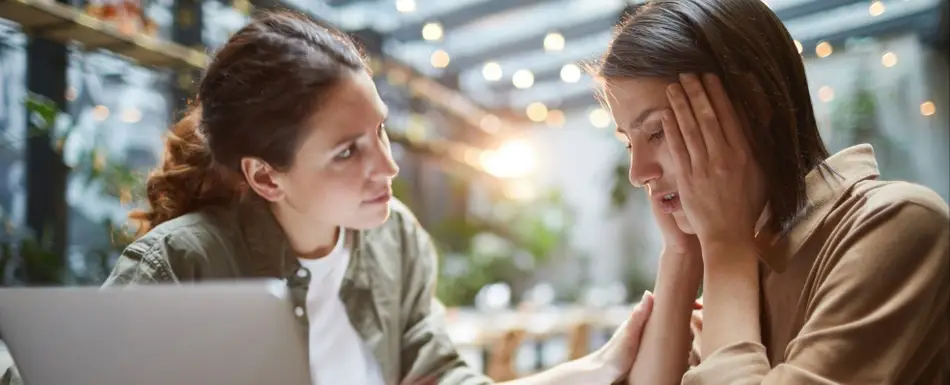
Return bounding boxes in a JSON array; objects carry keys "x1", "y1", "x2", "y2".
[
  {"x1": 651, "y1": 191, "x2": 681, "y2": 213},
  {"x1": 364, "y1": 188, "x2": 392, "y2": 204}
]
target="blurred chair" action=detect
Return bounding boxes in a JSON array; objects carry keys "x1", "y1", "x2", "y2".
[
  {"x1": 567, "y1": 321, "x2": 592, "y2": 360},
  {"x1": 486, "y1": 328, "x2": 526, "y2": 381}
]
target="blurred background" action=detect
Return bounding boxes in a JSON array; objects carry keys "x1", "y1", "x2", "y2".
[{"x1": 0, "y1": 0, "x2": 947, "y2": 379}]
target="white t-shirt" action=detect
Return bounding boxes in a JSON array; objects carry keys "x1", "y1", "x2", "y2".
[{"x1": 297, "y1": 229, "x2": 385, "y2": 385}]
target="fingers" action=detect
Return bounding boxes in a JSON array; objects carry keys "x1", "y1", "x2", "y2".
[
  {"x1": 626, "y1": 291, "x2": 655, "y2": 352},
  {"x1": 661, "y1": 108, "x2": 692, "y2": 177},
  {"x1": 666, "y1": 83, "x2": 707, "y2": 171},
  {"x1": 679, "y1": 74, "x2": 727, "y2": 160},
  {"x1": 701, "y1": 74, "x2": 750, "y2": 153}
]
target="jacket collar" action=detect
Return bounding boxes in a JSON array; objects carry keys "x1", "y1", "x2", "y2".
[
  {"x1": 234, "y1": 193, "x2": 369, "y2": 290},
  {"x1": 757, "y1": 144, "x2": 880, "y2": 272}
]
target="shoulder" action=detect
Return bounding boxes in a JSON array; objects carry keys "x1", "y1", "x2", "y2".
[
  {"x1": 831, "y1": 180, "x2": 949, "y2": 270},
  {"x1": 848, "y1": 179, "x2": 949, "y2": 227},
  {"x1": 362, "y1": 198, "x2": 437, "y2": 267},
  {"x1": 105, "y1": 207, "x2": 236, "y2": 285}
]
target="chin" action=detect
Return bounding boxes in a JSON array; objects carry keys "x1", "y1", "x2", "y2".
[
  {"x1": 347, "y1": 204, "x2": 392, "y2": 230},
  {"x1": 673, "y1": 212, "x2": 696, "y2": 235}
]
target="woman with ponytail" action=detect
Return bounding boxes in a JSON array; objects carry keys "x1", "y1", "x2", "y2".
[{"x1": 3, "y1": 10, "x2": 657, "y2": 385}]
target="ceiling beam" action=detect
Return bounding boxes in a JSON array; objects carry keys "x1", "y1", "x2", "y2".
[{"x1": 388, "y1": 0, "x2": 551, "y2": 41}]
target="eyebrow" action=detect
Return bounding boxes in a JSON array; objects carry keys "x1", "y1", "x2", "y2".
[
  {"x1": 330, "y1": 108, "x2": 389, "y2": 149},
  {"x1": 616, "y1": 107, "x2": 663, "y2": 134}
]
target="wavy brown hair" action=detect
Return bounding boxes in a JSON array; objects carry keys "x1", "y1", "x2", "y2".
[
  {"x1": 130, "y1": 11, "x2": 365, "y2": 235},
  {"x1": 598, "y1": 0, "x2": 830, "y2": 232}
]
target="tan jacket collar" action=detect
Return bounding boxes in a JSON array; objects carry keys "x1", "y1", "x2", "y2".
[{"x1": 757, "y1": 144, "x2": 880, "y2": 272}]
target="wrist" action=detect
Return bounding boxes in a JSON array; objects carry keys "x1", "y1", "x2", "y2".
[
  {"x1": 658, "y1": 249, "x2": 704, "y2": 284},
  {"x1": 578, "y1": 351, "x2": 622, "y2": 384}
]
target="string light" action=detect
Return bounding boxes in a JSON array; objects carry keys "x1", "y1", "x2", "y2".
[
  {"x1": 430, "y1": 49, "x2": 450, "y2": 68},
  {"x1": 881, "y1": 52, "x2": 898, "y2": 67},
  {"x1": 512, "y1": 69, "x2": 535, "y2": 89},
  {"x1": 480, "y1": 114, "x2": 501, "y2": 133},
  {"x1": 121, "y1": 107, "x2": 142, "y2": 123},
  {"x1": 589, "y1": 108, "x2": 611, "y2": 128},
  {"x1": 526, "y1": 102, "x2": 549, "y2": 122},
  {"x1": 816, "y1": 41, "x2": 833, "y2": 58},
  {"x1": 546, "y1": 109, "x2": 565, "y2": 127},
  {"x1": 482, "y1": 62, "x2": 503, "y2": 81},
  {"x1": 920, "y1": 101, "x2": 935, "y2": 116},
  {"x1": 544, "y1": 32, "x2": 565, "y2": 51},
  {"x1": 869, "y1": 1, "x2": 885, "y2": 16},
  {"x1": 818, "y1": 86, "x2": 835, "y2": 103},
  {"x1": 92, "y1": 105, "x2": 110, "y2": 121},
  {"x1": 422, "y1": 22, "x2": 443, "y2": 41},
  {"x1": 560, "y1": 63, "x2": 581, "y2": 83},
  {"x1": 396, "y1": 0, "x2": 416, "y2": 13}
]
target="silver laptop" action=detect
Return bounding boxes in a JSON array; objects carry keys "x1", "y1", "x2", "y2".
[{"x1": 0, "y1": 280, "x2": 311, "y2": 385}]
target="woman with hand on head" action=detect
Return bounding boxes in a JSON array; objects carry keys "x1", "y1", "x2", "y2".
[
  {"x1": 1, "y1": 10, "x2": 657, "y2": 385},
  {"x1": 596, "y1": 0, "x2": 949, "y2": 384}
]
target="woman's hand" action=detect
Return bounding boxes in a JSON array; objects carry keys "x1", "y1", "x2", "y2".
[
  {"x1": 663, "y1": 73, "x2": 765, "y2": 255},
  {"x1": 584, "y1": 291, "x2": 655, "y2": 382},
  {"x1": 651, "y1": 194, "x2": 702, "y2": 259}
]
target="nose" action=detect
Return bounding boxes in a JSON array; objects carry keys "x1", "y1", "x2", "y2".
[
  {"x1": 627, "y1": 140, "x2": 661, "y2": 189},
  {"x1": 369, "y1": 139, "x2": 399, "y2": 180}
]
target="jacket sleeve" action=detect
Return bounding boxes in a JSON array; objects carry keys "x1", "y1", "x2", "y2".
[
  {"x1": 681, "y1": 202, "x2": 950, "y2": 385},
  {"x1": 396, "y1": 207, "x2": 494, "y2": 385}
]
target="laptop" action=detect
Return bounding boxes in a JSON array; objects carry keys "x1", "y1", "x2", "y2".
[{"x1": 0, "y1": 280, "x2": 311, "y2": 385}]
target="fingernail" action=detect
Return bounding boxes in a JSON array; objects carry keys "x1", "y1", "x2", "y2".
[
  {"x1": 662, "y1": 109, "x2": 673, "y2": 122},
  {"x1": 640, "y1": 290, "x2": 649, "y2": 302}
]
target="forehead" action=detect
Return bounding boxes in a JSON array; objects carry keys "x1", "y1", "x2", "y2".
[
  {"x1": 603, "y1": 77, "x2": 670, "y2": 125},
  {"x1": 302, "y1": 70, "x2": 387, "y2": 148}
]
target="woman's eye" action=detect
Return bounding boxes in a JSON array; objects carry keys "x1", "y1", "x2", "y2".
[
  {"x1": 647, "y1": 130, "x2": 665, "y2": 142},
  {"x1": 336, "y1": 145, "x2": 356, "y2": 160}
]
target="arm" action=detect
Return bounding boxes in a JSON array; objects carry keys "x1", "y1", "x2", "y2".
[
  {"x1": 627, "y1": 250, "x2": 703, "y2": 385},
  {"x1": 683, "y1": 202, "x2": 950, "y2": 384},
  {"x1": 399, "y1": 216, "x2": 654, "y2": 385}
]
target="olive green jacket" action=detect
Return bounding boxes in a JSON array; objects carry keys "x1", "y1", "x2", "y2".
[{"x1": 1, "y1": 196, "x2": 492, "y2": 385}]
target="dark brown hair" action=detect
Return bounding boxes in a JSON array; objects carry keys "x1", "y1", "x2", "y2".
[
  {"x1": 131, "y1": 11, "x2": 365, "y2": 234},
  {"x1": 598, "y1": 0, "x2": 830, "y2": 231}
]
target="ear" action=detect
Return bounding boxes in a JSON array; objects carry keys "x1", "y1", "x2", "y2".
[{"x1": 240, "y1": 157, "x2": 285, "y2": 202}]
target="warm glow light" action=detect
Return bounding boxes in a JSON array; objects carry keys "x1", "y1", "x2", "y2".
[
  {"x1": 480, "y1": 139, "x2": 536, "y2": 178},
  {"x1": 589, "y1": 108, "x2": 611, "y2": 128},
  {"x1": 546, "y1": 109, "x2": 565, "y2": 127},
  {"x1": 526, "y1": 102, "x2": 549, "y2": 122},
  {"x1": 480, "y1": 114, "x2": 501, "y2": 133},
  {"x1": 881, "y1": 52, "x2": 898, "y2": 67},
  {"x1": 430, "y1": 49, "x2": 450, "y2": 68},
  {"x1": 921, "y1": 101, "x2": 936, "y2": 116},
  {"x1": 816, "y1": 41, "x2": 833, "y2": 58},
  {"x1": 482, "y1": 62, "x2": 503, "y2": 81},
  {"x1": 543, "y1": 32, "x2": 565, "y2": 51},
  {"x1": 422, "y1": 22, "x2": 443, "y2": 41},
  {"x1": 818, "y1": 86, "x2": 835, "y2": 103},
  {"x1": 512, "y1": 69, "x2": 534, "y2": 89},
  {"x1": 65, "y1": 87, "x2": 77, "y2": 101},
  {"x1": 396, "y1": 0, "x2": 416, "y2": 13},
  {"x1": 121, "y1": 107, "x2": 142, "y2": 123},
  {"x1": 794, "y1": 40, "x2": 803, "y2": 54},
  {"x1": 93, "y1": 105, "x2": 110, "y2": 121},
  {"x1": 869, "y1": 1, "x2": 885, "y2": 16},
  {"x1": 560, "y1": 63, "x2": 581, "y2": 83}
]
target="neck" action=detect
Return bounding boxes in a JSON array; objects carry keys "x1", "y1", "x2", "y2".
[{"x1": 269, "y1": 202, "x2": 339, "y2": 260}]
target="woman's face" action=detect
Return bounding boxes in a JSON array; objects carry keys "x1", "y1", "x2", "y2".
[
  {"x1": 268, "y1": 69, "x2": 399, "y2": 230},
  {"x1": 605, "y1": 77, "x2": 695, "y2": 234}
]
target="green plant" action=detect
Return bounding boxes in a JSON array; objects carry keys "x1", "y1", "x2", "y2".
[{"x1": 1, "y1": 94, "x2": 141, "y2": 286}]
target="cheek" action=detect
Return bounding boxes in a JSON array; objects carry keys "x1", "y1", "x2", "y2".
[{"x1": 673, "y1": 212, "x2": 696, "y2": 234}]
